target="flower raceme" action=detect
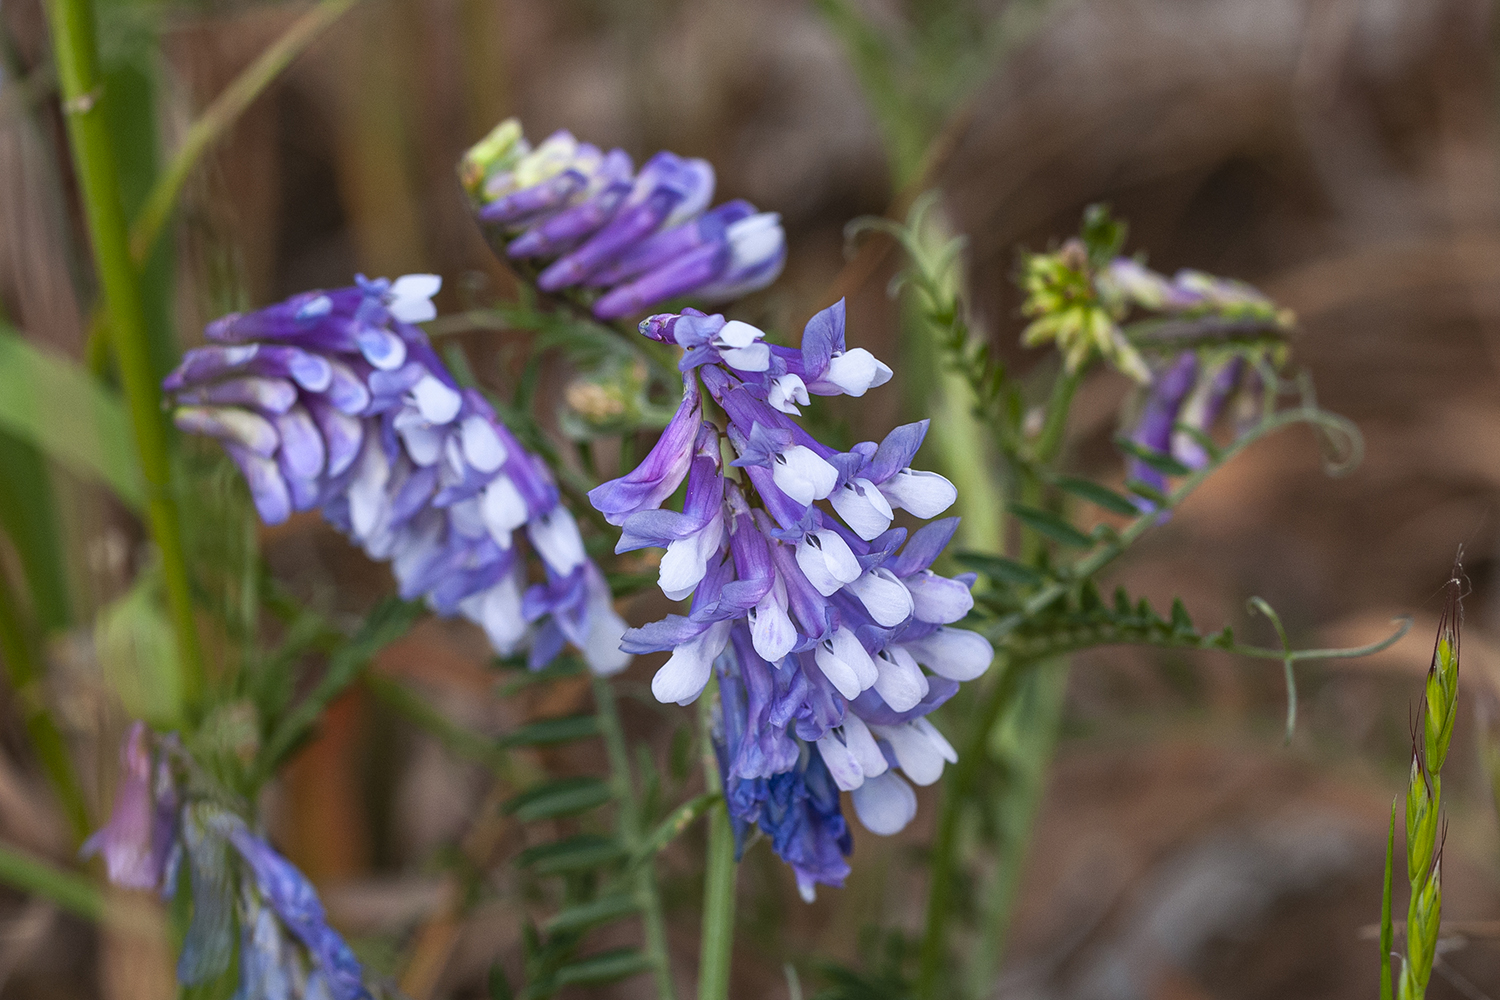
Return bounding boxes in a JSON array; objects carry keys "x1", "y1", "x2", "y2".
[
  {"x1": 163, "y1": 275, "x2": 628, "y2": 674},
  {"x1": 460, "y1": 119, "x2": 786, "y2": 320},
  {"x1": 589, "y1": 300, "x2": 994, "y2": 898},
  {"x1": 86, "y1": 724, "x2": 369, "y2": 1000}
]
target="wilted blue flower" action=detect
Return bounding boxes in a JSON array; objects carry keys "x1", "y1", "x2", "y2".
[
  {"x1": 164, "y1": 275, "x2": 629, "y2": 673},
  {"x1": 460, "y1": 120, "x2": 786, "y2": 320},
  {"x1": 88, "y1": 726, "x2": 371, "y2": 1000},
  {"x1": 590, "y1": 300, "x2": 991, "y2": 891}
]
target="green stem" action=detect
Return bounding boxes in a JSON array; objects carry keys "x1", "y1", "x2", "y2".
[
  {"x1": 0, "y1": 840, "x2": 102, "y2": 921},
  {"x1": 44, "y1": 0, "x2": 205, "y2": 711},
  {"x1": 696, "y1": 679, "x2": 735, "y2": 1000},
  {"x1": 0, "y1": 568, "x2": 90, "y2": 843},
  {"x1": 593, "y1": 674, "x2": 676, "y2": 1000}
]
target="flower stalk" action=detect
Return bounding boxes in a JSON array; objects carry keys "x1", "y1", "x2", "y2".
[
  {"x1": 44, "y1": 0, "x2": 205, "y2": 710},
  {"x1": 697, "y1": 675, "x2": 736, "y2": 1000}
]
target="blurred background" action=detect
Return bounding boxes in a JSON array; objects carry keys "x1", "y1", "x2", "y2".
[{"x1": 4, "y1": 0, "x2": 1500, "y2": 996}]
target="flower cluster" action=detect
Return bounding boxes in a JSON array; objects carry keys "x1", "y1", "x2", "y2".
[
  {"x1": 85, "y1": 724, "x2": 369, "y2": 1000},
  {"x1": 460, "y1": 119, "x2": 786, "y2": 320},
  {"x1": 1103, "y1": 259, "x2": 1288, "y2": 505},
  {"x1": 163, "y1": 275, "x2": 628, "y2": 673},
  {"x1": 588, "y1": 301, "x2": 993, "y2": 899}
]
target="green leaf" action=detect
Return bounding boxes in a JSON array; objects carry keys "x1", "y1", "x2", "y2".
[
  {"x1": 0, "y1": 840, "x2": 102, "y2": 921},
  {"x1": 0, "y1": 326, "x2": 144, "y2": 510},
  {"x1": 635, "y1": 793, "x2": 719, "y2": 862},
  {"x1": 0, "y1": 432, "x2": 72, "y2": 630},
  {"x1": 499, "y1": 656, "x2": 585, "y2": 696},
  {"x1": 504, "y1": 778, "x2": 612, "y2": 823},
  {"x1": 551, "y1": 948, "x2": 653, "y2": 988},
  {"x1": 94, "y1": 568, "x2": 183, "y2": 728},
  {"x1": 499, "y1": 714, "x2": 600, "y2": 748},
  {"x1": 516, "y1": 835, "x2": 625, "y2": 876},
  {"x1": 544, "y1": 894, "x2": 639, "y2": 935},
  {"x1": 1051, "y1": 476, "x2": 1139, "y2": 516},
  {"x1": 953, "y1": 551, "x2": 1044, "y2": 587},
  {"x1": 1115, "y1": 438, "x2": 1192, "y2": 477},
  {"x1": 1007, "y1": 505, "x2": 1093, "y2": 548}
]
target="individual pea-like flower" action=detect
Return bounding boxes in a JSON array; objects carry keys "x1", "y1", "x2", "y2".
[
  {"x1": 87, "y1": 727, "x2": 371, "y2": 1000},
  {"x1": 459, "y1": 119, "x2": 786, "y2": 320},
  {"x1": 589, "y1": 299, "x2": 991, "y2": 895},
  {"x1": 163, "y1": 275, "x2": 628, "y2": 674},
  {"x1": 81, "y1": 721, "x2": 178, "y2": 891}
]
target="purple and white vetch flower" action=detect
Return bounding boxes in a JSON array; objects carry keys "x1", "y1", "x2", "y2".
[
  {"x1": 589, "y1": 299, "x2": 993, "y2": 898},
  {"x1": 164, "y1": 275, "x2": 629, "y2": 674},
  {"x1": 460, "y1": 119, "x2": 786, "y2": 320}
]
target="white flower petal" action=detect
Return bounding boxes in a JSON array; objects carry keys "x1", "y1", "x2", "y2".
[
  {"x1": 901, "y1": 627, "x2": 993, "y2": 681},
  {"x1": 750, "y1": 579, "x2": 796, "y2": 662},
  {"x1": 851, "y1": 771, "x2": 918, "y2": 835},
  {"x1": 873, "y1": 721, "x2": 948, "y2": 786},
  {"x1": 796, "y1": 529, "x2": 861, "y2": 597},
  {"x1": 398, "y1": 421, "x2": 445, "y2": 466},
  {"x1": 388, "y1": 273, "x2": 442, "y2": 323},
  {"x1": 528, "y1": 507, "x2": 587, "y2": 574},
  {"x1": 841, "y1": 714, "x2": 887, "y2": 778},
  {"x1": 460, "y1": 415, "x2": 508, "y2": 473},
  {"x1": 480, "y1": 474, "x2": 529, "y2": 548},
  {"x1": 719, "y1": 342, "x2": 771, "y2": 373},
  {"x1": 814, "y1": 626, "x2": 878, "y2": 699},
  {"x1": 912, "y1": 716, "x2": 957, "y2": 763},
  {"x1": 411, "y1": 375, "x2": 462, "y2": 425},
  {"x1": 829, "y1": 477, "x2": 893, "y2": 541},
  {"x1": 825, "y1": 348, "x2": 892, "y2": 396},
  {"x1": 873, "y1": 645, "x2": 928, "y2": 712},
  {"x1": 348, "y1": 435, "x2": 391, "y2": 539},
  {"x1": 845, "y1": 568, "x2": 914, "y2": 627},
  {"x1": 357, "y1": 327, "x2": 407, "y2": 370},
  {"x1": 768, "y1": 373, "x2": 810, "y2": 415},
  {"x1": 652, "y1": 620, "x2": 731, "y2": 705},
  {"x1": 460, "y1": 573, "x2": 526, "y2": 654},
  {"x1": 714, "y1": 319, "x2": 763, "y2": 348},
  {"x1": 584, "y1": 579, "x2": 632, "y2": 676},
  {"x1": 816, "y1": 733, "x2": 865, "y2": 792},
  {"x1": 878, "y1": 468, "x2": 957, "y2": 519},
  {"x1": 658, "y1": 513, "x2": 724, "y2": 601},
  {"x1": 906, "y1": 570, "x2": 974, "y2": 624},
  {"x1": 772, "y1": 445, "x2": 837, "y2": 506}
]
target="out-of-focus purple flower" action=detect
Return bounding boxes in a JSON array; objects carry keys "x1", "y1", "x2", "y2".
[
  {"x1": 226, "y1": 823, "x2": 369, "y2": 1000},
  {"x1": 594, "y1": 299, "x2": 992, "y2": 891},
  {"x1": 164, "y1": 276, "x2": 628, "y2": 674},
  {"x1": 1125, "y1": 352, "x2": 1198, "y2": 507},
  {"x1": 460, "y1": 119, "x2": 785, "y2": 320},
  {"x1": 81, "y1": 721, "x2": 177, "y2": 892}
]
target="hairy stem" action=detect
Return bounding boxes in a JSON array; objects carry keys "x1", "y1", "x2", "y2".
[
  {"x1": 696, "y1": 678, "x2": 735, "y2": 1000},
  {"x1": 593, "y1": 674, "x2": 676, "y2": 1000},
  {"x1": 44, "y1": 0, "x2": 205, "y2": 711}
]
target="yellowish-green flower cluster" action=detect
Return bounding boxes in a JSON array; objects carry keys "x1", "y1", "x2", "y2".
[{"x1": 1020, "y1": 239, "x2": 1150, "y2": 382}]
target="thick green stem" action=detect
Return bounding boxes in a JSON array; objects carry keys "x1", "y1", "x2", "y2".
[
  {"x1": 0, "y1": 568, "x2": 90, "y2": 843},
  {"x1": 45, "y1": 0, "x2": 204, "y2": 711},
  {"x1": 593, "y1": 674, "x2": 676, "y2": 1000},
  {"x1": 696, "y1": 679, "x2": 735, "y2": 1000}
]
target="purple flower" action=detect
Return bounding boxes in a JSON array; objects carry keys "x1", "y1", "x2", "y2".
[
  {"x1": 460, "y1": 119, "x2": 785, "y2": 320},
  {"x1": 165, "y1": 276, "x2": 628, "y2": 674},
  {"x1": 593, "y1": 299, "x2": 994, "y2": 891},
  {"x1": 1125, "y1": 351, "x2": 1198, "y2": 506},
  {"x1": 226, "y1": 824, "x2": 369, "y2": 1000},
  {"x1": 81, "y1": 721, "x2": 177, "y2": 892}
]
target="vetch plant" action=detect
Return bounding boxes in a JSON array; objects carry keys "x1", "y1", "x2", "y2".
[{"x1": 0, "y1": 8, "x2": 1428, "y2": 993}]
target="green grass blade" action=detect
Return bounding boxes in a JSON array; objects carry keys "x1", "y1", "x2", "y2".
[
  {"x1": 1380, "y1": 797, "x2": 1395, "y2": 1000},
  {"x1": 0, "y1": 841, "x2": 101, "y2": 921}
]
